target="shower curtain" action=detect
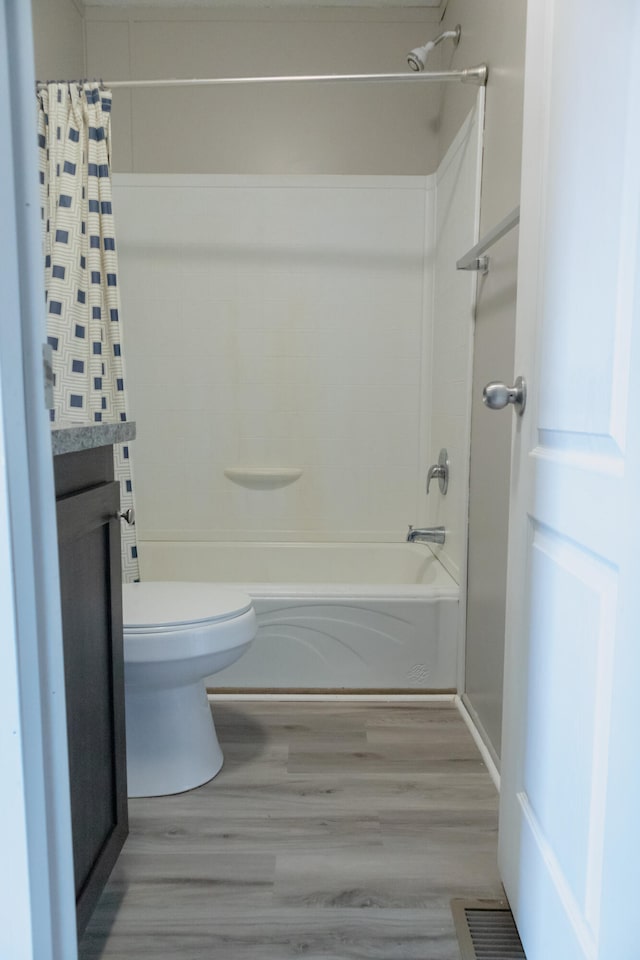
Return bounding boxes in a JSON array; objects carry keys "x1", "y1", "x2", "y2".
[{"x1": 37, "y1": 82, "x2": 139, "y2": 582}]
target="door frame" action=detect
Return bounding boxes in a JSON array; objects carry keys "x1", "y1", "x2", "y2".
[
  {"x1": 4, "y1": 0, "x2": 640, "y2": 956},
  {"x1": 0, "y1": 1, "x2": 77, "y2": 957}
]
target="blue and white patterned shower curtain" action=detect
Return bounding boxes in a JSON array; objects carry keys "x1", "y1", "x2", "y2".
[{"x1": 37, "y1": 82, "x2": 139, "y2": 582}]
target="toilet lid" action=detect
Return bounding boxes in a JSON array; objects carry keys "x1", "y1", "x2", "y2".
[{"x1": 122, "y1": 582, "x2": 253, "y2": 629}]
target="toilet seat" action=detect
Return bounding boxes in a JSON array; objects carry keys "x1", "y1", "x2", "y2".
[
  {"x1": 123, "y1": 581, "x2": 252, "y2": 631},
  {"x1": 122, "y1": 582, "x2": 256, "y2": 663}
]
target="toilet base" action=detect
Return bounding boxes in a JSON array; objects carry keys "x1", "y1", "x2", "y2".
[{"x1": 125, "y1": 679, "x2": 223, "y2": 797}]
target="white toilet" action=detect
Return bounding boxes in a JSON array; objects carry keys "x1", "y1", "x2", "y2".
[{"x1": 122, "y1": 581, "x2": 257, "y2": 798}]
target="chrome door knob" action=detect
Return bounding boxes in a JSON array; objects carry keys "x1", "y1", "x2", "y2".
[
  {"x1": 482, "y1": 376, "x2": 526, "y2": 415},
  {"x1": 118, "y1": 507, "x2": 135, "y2": 525}
]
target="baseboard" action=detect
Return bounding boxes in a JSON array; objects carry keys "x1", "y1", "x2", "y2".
[
  {"x1": 207, "y1": 688, "x2": 457, "y2": 703},
  {"x1": 209, "y1": 686, "x2": 456, "y2": 695},
  {"x1": 455, "y1": 695, "x2": 501, "y2": 792}
]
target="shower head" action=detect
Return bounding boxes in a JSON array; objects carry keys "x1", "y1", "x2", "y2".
[
  {"x1": 407, "y1": 25, "x2": 461, "y2": 72},
  {"x1": 408, "y1": 41, "x2": 436, "y2": 72}
]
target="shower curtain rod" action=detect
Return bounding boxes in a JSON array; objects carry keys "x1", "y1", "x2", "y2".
[{"x1": 36, "y1": 65, "x2": 488, "y2": 90}]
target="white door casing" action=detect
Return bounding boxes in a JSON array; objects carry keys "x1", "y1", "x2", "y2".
[
  {"x1": 499, "y1": 2, "x2": 640, "y2": 959},
  {"x1": 0, "y1": 1, "x2": 77, "y2": 957}
]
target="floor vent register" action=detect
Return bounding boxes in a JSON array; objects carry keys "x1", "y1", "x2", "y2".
[{"x1": 451, "y1": 899, "x2": 527, "y2": 960}]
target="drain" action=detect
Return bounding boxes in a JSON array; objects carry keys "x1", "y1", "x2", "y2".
[{"x1": 451, "y1": 899, "x2": 527, "y2": 959}]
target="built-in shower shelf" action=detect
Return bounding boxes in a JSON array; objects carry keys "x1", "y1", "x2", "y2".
[{"x1": 223, "y1": 467, "x2": 303, "y2": 489}]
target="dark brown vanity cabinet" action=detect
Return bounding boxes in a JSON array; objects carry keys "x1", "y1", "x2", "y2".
[{"x1": 54, "y1": 445, "x2": 128, "y2": 937}]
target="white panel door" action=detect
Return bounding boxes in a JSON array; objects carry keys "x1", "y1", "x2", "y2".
[{"x1": 499, "y1": 2, "x2": 640, "y2": 959}]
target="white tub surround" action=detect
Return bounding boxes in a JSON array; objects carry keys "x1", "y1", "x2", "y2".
[
  {"x1": 139, "y1": 542, "x2": 459, "y2": 690},
  {"x1": 112, "y1": 114, "x2": 484, "y2": 697},
  {"x1": 114, "y1": 174, "x2": 433, "y2": 545},
  {"x1": 424, "y1": 104, "x2": 483, "y2": 585}
]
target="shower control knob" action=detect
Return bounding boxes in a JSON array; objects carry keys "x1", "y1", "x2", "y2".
[
  {"x1": 118, "y1": 507, "x2": 136, "y2": 525},
  {"x1": 426, "y1": 448, "x2": 449, "y2": 495},
  {"x1": 482, "y1": 376, "x2": 527, "y2": 415}
]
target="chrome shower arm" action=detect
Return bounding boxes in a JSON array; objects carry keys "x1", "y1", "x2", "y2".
[
  {"x1": 407, "y1": 25, "x2": 461, "y2": 72},
  {"x1": 432, "y1": 26, "x2": 462, "y2": 49}
]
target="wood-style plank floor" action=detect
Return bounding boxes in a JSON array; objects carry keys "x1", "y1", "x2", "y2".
[{"x1": 80, "y1": 701, "x2": 502, "y2": 960}]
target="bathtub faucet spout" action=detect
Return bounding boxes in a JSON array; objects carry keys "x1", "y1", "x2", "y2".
[{"x1": 406, "y1": 525, "x2": 446, "y2": 545}]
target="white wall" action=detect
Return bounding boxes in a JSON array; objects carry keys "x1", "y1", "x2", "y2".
[
  {"x1": 435, "y1": 0, "x2": 526, "y2": 761},
  {"x1": 30, "y1": 0, "x2": 85, "y2": 79},
  {"x1": 114, "y1": 174, "x2": 434, "y2": 543},
  {"x1": 435, "y1": 0, "x2": 526, "y2": 228},
  {"x1": 464, "y1": 225, "x2": 518, "y2": 762},
  {"x1": 85, "y1": 5, "x2": 443, "y2": 175}
]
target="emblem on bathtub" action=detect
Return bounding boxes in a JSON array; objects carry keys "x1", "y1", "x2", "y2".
[{"x1": 407, "y1": 664, "x2": 431, "y2": 685}]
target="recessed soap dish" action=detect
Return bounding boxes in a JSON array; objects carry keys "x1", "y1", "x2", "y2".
[{"x1": 223, "y1": 468, "x2": 303, "y2": 490}]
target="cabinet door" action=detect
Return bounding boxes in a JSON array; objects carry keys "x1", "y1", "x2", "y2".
[{"x1": 56, "y1": 480, "x2": 128, "y2": 937}]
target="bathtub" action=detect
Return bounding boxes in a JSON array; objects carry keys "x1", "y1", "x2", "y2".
[{"x1": 138, "y1": 542, "x2": 459, "y2": 691}]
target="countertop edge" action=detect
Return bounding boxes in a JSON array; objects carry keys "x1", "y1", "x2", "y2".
[{"x1": 51, "y1": 421, "x2": 136, "y2": 456}]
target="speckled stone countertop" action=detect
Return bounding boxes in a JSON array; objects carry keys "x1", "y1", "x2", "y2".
[{"x1": 51, "y1": 421, "x2": 136, "y2": 456}]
